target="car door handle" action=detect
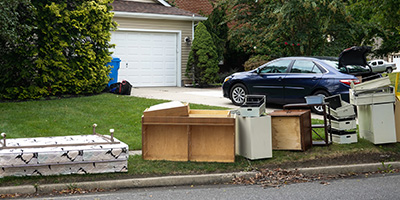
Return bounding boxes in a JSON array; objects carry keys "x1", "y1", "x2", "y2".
[{"x1": 277, "y1": 77, "x2": 283, "y2": 81}]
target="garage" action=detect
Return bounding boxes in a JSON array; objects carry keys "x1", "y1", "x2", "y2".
[
  {"x1": 111, "y1": 0, "x2": 206, "y2": 87},
  {"x1": 110, "y1": 31, "x2": 179, "y2": 87}
]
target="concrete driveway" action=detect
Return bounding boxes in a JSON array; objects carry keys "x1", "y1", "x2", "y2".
[
  {"x1": 130, "y1": 86, "x2": 323, "y2": 119},
  {"x1": 131, "y1": 86, "x2": 237, "y2": 109}
]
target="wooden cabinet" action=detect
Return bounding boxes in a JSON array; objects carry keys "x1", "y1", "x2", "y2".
[
  {"x1": 142, "y1": 102, "x2": 235, "y2": 163},
  {"x1": 269, "y1": 110, "x2": 312, "y2": 151}
]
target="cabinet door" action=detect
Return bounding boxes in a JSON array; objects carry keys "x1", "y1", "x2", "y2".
[{"x1": 371, "y1": 104, "x2": 396, "y2": 144}]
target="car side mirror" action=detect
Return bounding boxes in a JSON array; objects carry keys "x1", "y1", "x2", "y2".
[{"x1": 256, "y1": 68, "x2": 261, "y2": 74}]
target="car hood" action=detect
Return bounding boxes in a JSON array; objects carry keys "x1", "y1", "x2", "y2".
[
  {"x1": 231, "y1": 70, "x2": 255, "y2": 77},
  {"x1": 338, "y1": 46, "x2": 371, "y2": 68}
]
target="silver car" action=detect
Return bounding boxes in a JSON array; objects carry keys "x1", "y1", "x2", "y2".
[{"x1": 368, "y1": 59, "x2": 397, "y2": 73}]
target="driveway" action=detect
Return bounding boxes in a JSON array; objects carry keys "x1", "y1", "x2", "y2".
[{"x1": 130, "y1": 87, "x2": 323, "y2": 119}]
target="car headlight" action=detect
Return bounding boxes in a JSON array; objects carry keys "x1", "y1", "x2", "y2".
[{"x1": 224, "y1": 76, "x2": 231, "y2": 83}]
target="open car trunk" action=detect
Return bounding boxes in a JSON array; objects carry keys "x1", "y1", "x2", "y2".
[{"x1": 338, "y1": 46, "x2": 381, "y2": 82}]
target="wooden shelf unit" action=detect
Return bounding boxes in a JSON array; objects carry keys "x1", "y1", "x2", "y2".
[
  {"x1": 283, "y1": 103, "x2": 332, "y2": 146},
  {"x1": 142, "y1": 107, "x2": 235, "y2": 163},
  {"x1": 269, "y1": 110, "x2": 312, "y2": 151}
]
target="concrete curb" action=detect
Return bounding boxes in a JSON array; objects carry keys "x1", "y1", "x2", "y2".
[
  {"x1": 0, "y1": 172, "x2": 256, "y2": 195},
  {"x1": 1, "y1": 162, "x2": 400, "y2": 195},
  {"x1": 294, "y1": 161, "x2": 400, "y2": 175},
  {"x1": 0, "y1": 185, "x2": 36, "y2": 195},
  {"x1": 36, "y1": 171, "x2": 257, "y2": 194}
]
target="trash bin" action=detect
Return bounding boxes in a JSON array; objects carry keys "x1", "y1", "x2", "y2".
[{"x1": 107, "y1": 57, "x2": 121, "y2": 87}]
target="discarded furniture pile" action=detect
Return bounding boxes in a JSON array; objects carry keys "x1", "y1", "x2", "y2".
[
  {"x1": 0, "y1": 125, "x2": 128, "y2": 178},
  {"x1": 142, "y1": 76, "x2": 400, "y2": 163}
]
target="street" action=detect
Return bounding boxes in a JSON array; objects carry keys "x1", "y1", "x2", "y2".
[{"x1": 21, "y1": 172, "x2": 400, "y2": 200}]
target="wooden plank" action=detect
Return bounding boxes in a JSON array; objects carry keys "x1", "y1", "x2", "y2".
[
  {"x1": 395, "y1": 98, "x2": 400, "y2": 142},
  {"x1": 143, "y1": 102, "x2": 189, "y2": 117},
  {"x1": 189, "y1": 126, "x2": 235, "y2": 163},
  {"x1": 301, "y1": 111, "x2": 312, "y2": 150},
  {"x1": 189, "y1": 110, "x2": 231, "y2": 117},
  {"x1": 142, "y1": 116, "x2": 235, "y2": 126},
  {"x1": 142, "y1": 124, "x2": 188, "y2": 161}
]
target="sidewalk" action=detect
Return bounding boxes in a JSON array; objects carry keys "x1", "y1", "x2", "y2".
[{"x1": 130, "y1": 86, "x2": 237, "y2": 109}]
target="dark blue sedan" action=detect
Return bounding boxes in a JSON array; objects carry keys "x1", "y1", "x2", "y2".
[{"x1": 222, "y1": 57, "x2": 362, "y2": 114}]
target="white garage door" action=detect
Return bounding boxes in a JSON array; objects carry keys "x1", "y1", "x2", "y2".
[{"x1": 110, "y1": 31, "x2": 178, "y2": 87}]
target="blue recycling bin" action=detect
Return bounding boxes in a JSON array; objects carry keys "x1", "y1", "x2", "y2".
[{"x1": 107, "y1": 57, "x2": 121, "y2": 86}]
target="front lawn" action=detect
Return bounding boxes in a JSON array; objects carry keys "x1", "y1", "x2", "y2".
[{"x1": 0, "y1": 93, "x2": 225, "y2": 150}]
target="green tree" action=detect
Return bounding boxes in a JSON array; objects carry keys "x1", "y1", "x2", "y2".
[
  {"x1": 347, "y1": 0, "x2": 400, "y2": 56},
  {"x1": 0, "y1": 0, "x2": 117, "y2": 100},
  {"x1": 202, "y1": 1, "x2": 229, "y2": 62},
  {"x1": 0, "y1": 0, "x2": 37, "y2": 99},
  {"x1": 228, "y1": 0, "x2": 354, "y2": 57},
  {"x1": 186, "y1": 22, "x2": 219, "y2": 86}
]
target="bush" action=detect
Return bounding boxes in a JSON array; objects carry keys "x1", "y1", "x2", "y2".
[
  {"x1": 0, "y1": 0, "x2": 117, "y2": 100},
  {"x1": 243, "y1": 55, "x2": 271, "y2": 71},
  {"x1": 186, "y1": 22, "x2": 219, "y2": 87}
]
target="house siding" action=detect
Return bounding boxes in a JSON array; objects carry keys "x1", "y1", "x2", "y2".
[{"x1": 113, "y1": 17, "x2": 193, "y2": 85}]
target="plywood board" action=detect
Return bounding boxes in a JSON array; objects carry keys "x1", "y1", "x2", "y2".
[
  {"x1": 143, "y1": 101, "x2": 189, "y2": 117},
  {"x1": 142, "y1": 115, "x2": 234, "y2": 126},
  {"x1": 189, "y1": 126, "x2": 235, "y2": 163},
  {"x1": 395, "y1": 98, "x2": 400, "y2": 142},
  {"x1": 142, "y1": 125, "x2": 188, "y2": 161},
  {"x1": 271, "y1": 116, "x2": 301, "y2": 150},
  {"x1": 189, "y1": 110, "x2": 231, "y2": 117}
]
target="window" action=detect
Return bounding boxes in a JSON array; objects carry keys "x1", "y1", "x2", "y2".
[
  {"x1": 378, "y1": 61, "x2": 383, "y2": 65},
  {"x1": 371, "y1": 62, "x2": 377, "y2": 66},
  {"x1": 290, "y1": 60, "x2": 322, "y2": 74},
  {"x1": 260, "y1": 59, "x2": 291, "y2": 73}
]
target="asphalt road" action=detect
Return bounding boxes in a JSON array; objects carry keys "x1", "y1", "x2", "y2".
[{"x1": 27, "y1": 173, "x2": 400, "y2": 200}]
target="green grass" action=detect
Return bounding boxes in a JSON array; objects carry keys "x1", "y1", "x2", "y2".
[
  {"x1": 0, "y1": 93, "x2": 399, "y2": 187},
  {"x1": 382, "y1": 72, "x2": 399, "y2": 91},
  {"x1": 0, "y1": 93, "x2": 226, "y2": 150}
]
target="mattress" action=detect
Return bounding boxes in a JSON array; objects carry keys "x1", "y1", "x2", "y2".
[{"x1": 0, "y1": 135, "x2": 129, "y2": 178}]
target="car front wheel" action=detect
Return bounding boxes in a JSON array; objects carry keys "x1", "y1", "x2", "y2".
[
  {"x1": 386, "y1": 67, "x2": 393, "y2": 73},
  {"x1": 230, "y1": 83, "x2": 248, "y2": 106}
]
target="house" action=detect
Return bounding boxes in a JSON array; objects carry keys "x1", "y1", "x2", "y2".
[
  {"x1": 111, "y1": 0, "x2": 206, "y2": 87},
  {"x1": 389, "y1": 53, "x2": 400, "y2": 70}
]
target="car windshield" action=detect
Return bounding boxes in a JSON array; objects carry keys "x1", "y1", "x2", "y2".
[{"x1": 322, "y1": 59, "x2": 370, "y2": 73}]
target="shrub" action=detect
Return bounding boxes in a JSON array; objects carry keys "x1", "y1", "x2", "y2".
[
  {"x1": 243, "y1": 55, "x2": 271, "y2": 71},
  {"x1": 186, "y1": 22, "x2": 219, "y2": 87},
  {"x1": 0, "y1": 0, "x2": 117, "y2": 100}
]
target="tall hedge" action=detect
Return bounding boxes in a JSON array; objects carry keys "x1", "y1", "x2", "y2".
[
  {"x1": 186, "y1": 22, "x2": 219, "y2": 86},
  {"x1": 0, "y1": 0, "x2": 117, "y2": 100}
]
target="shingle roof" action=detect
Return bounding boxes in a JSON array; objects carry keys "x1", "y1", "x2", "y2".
[{"x1": 111, "y1": 0, "x2": 203, "y2": 17}]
